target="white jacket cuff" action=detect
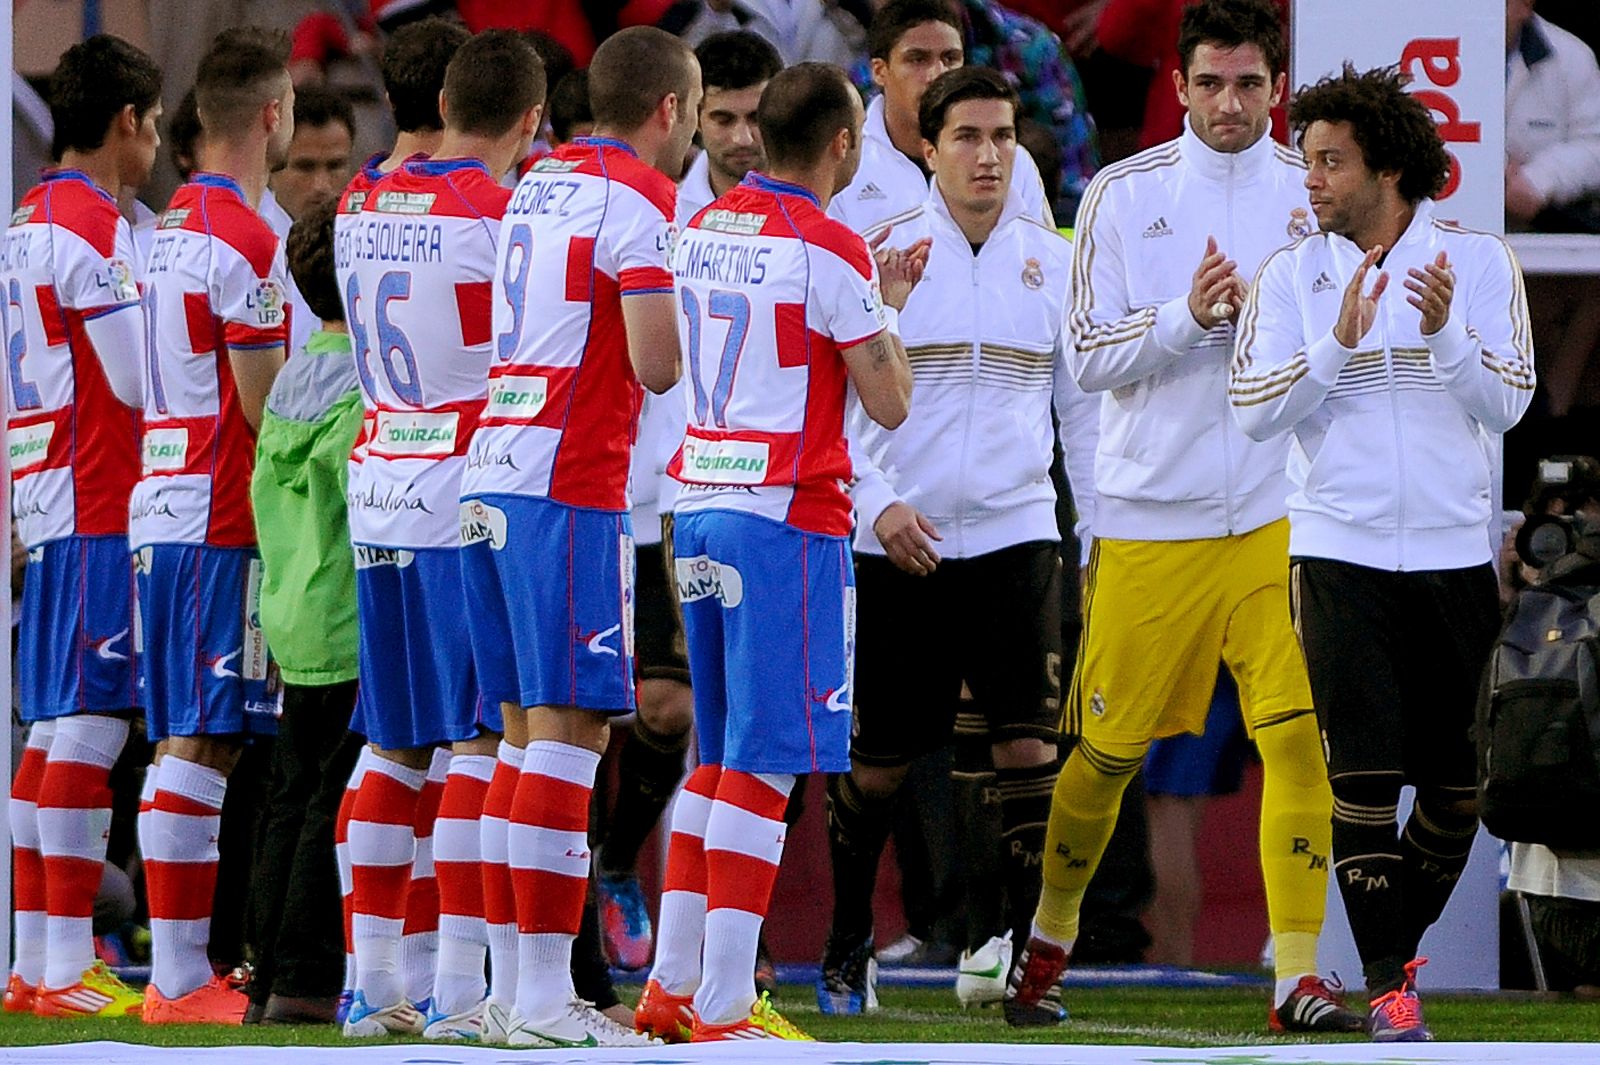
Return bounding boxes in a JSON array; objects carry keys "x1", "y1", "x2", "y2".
[
  {"x1": 850, "y1": 470, "x2": 902, "y2": 533},
  {"x1": 1154, "y1": 296, "x2": 1209, "y2": 355},
  {"x1": 1423, "y1": 314, "x2": 1474, "y2": 372},
  {"x1": 1305, "y1": 330, "x2": 1358, "y2": 387}
]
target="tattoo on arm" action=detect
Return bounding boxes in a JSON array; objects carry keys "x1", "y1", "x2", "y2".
[{"x1": 869, "y1": 334, "x2": 892, "y2": 367}]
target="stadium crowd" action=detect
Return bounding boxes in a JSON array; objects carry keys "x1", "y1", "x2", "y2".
[{"x1": 0, "y1": 0, "x2": 1575, "y2": 1048}]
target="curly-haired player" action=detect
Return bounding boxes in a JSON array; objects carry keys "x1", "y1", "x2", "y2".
[{"x1": 1230, "y1": 63, "x2": 1535, "y2": 1041}]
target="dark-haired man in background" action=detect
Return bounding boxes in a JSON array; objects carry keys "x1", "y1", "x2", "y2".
[
  {"x1": 3, "y1": 33, "x2": 161, "y2": 1021},
  {"x1": 1232, "y1": 63, "x2": 1536, "y2": 1042},
  {"x1": 829, "y1": 0, "x2": 1052, "y2": 237},
  {"x1": 1008, "y1": 0, "x2": 1356, "y2": 1035},
  {"x1": 270, "y1": 86, "x2": 356, "y2": 221}
]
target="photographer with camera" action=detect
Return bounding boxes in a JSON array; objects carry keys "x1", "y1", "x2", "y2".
[{"x1": 1489, "y1": 456, "x2": 1600, "y2": 995}]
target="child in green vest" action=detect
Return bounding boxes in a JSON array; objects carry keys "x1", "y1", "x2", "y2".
[{"x1": 246, "y1": 197, "x2": 366, "y2": 1023}]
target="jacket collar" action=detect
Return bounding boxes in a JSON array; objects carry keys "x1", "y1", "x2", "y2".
[
  {"x1": 1178, "y1": 118, "x2": 1280, "y2": 184},
  {"x1": 1515, "y1": 16, "x2": 1553, "y2": 69},
  {"x1": 925, "y1": 174, "x2": 1030, "y2": 250},
  {"x1": 1326, "y1": 198, "x2": 1437, "y2": 259},
  {"x1": 864, "y1": 95, "x2": 922, "y2": 175}
]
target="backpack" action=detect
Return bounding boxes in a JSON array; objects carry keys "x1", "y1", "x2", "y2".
[{"x1": 1476, "y1": 538, "x2": 1600, "y2": 850}]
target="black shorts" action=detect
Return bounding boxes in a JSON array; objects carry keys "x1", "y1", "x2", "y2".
[
  {"x1": 1290, "y1": 557, "x2": 1500, "y2": 790},
  {"x1": 634, "y1": 518, "x2": 690, "y2": 685},
  {"x1": 850, "y1": 540, "x2": 1064, "y2": 767}
]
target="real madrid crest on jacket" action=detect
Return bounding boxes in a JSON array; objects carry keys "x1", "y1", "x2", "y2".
[
  {"x1": 849, "y1": 180, "x2": 1098, "y2": 562},
  {"x1": 1068, "y1": 120, "x2": 1311, "y2": 541}
]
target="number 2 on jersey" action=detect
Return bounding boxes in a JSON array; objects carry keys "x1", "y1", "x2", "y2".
[
  {"x1": 5, "y1": 278, "x2": 42, "y2": 410},
  {"x1": 680, "y1": 287, "x2": 751, "y2": 430}
]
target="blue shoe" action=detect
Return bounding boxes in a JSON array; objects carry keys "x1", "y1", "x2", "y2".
[
  {"x1": 598, "y1": 871, "x2": 654, "y2": 971},
  {"x1": 816, "y1": 934, "x2": 877, "y2": 1015},
  {"x1": 342, "y1": 990, "x2": 424, "y2": 1037},
  {"x1": 335, "y1": 990, "x2": 353, "y2": 1027}
]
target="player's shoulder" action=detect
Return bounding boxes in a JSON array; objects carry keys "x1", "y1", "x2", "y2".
[
  {"x1": 1271, "y1": 140, "x2": 1307, "y2": 173},
  {"x1": 591, "y1": 144, "x2": 676, "y2": 220},
  {"x1": 24, "y1": 172, "x2": 123, "y2": 258},
  {"x1": 172, "y1": 177, "x2": 281, "y2": 274},
  {"x1": 782, "y1": 197, "x2": 873, "y2": 279},
  {"x1": 1013, "y1": 213, "x2": 1074, "y2": 268},
  {"x1": 1430, "y1": 214, "x2": 1514, "y2": 261},
  {"x1": 1083, "y1": 140, "x2": 1183, "y2": 199},
  {"x1": 416, "y1": 158, "x2": 513, "y2": 219},
  {"x1": 338, "y1": 160, "x2": 384, "y2": 213},
  {"x1": 861, "y1": 204, "x2": 928, "y2": 250}
]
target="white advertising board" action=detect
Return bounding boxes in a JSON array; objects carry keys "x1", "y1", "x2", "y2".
[{"x1": 1293, "y1": 0, "x2": 1506, "y2": 234}]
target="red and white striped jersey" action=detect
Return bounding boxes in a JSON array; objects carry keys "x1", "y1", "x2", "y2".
[
  {"x1": 346, "y1": 156, "x2": 509, "y2": 548},
  {"x1": 460, "y1": 136, "x2": 676, "y2": 511},
  {"x1": 668, "y1": 174, "x2": 886, "y2": 537},
  {"x1": 129, "y1": 173, "x2": 290, "y2": 550},
  {"x1": 3, "y1": 169, "x2": 143, "y2": 548},
  {"x1": 334, "y1": 152, "x2": 387, "y2": 473}
]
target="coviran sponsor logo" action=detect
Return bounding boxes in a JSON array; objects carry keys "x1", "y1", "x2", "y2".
[
  {"x1": 680, "y1": 436, "x2": 769, "y2": 485},
  {"x1": 374, "y1": 411, "x2": 459, "y2": 457},
  {"x1": 141, "y1": 427, "x2": 189, "y2": 472},
  {"x1": 487, "y1": 377, "x2": 548, "y2": 419},
  {"x1": 7, "y1": 422, "x2": 54, "y2": 468}
]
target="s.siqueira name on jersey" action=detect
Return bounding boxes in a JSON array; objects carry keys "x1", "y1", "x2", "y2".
[{"x1": 338, "y1": 215, "x2": 445, "y2": 267}]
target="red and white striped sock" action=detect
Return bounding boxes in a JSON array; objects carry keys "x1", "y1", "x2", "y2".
[
  {"x1": 481, "y1": 741, "x2": 522, "y2": 1009},
  {"x1": 335, "y1": 748, "x2": 372, "y2": 993},
  {"x1": 144, "y1": 756, "x2": 227, "y2": 1001},
  {"x1": 648, "y1": 763, "x2": 722, "y2": 996},
  {"x1": 349, "y1": 754, "x2": 424, "y2": 1010},
  {"x1": 695, "y1": 770, "x2": 794, "y2": 1025},
  {"x1": 402, "y1": 748, "x2": 448, "y2": 1007},
  {"x1": 9, "y1": 722, "x2": 55, "y2": 989},
  {"x1": 432, "y1": 752, "x2": 493, "y2": 1016},
  {"x1": 38, "y1": 715, "x2": 129, "y2": 989},
  {"x1": 509, "y1": 740, "x2": 599, "y2": 1023}
]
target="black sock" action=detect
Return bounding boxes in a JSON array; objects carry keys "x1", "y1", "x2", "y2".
[
  {"x1": 997, "y1": 760, "x2": 1058, "y2": 949},
  {"x1": 599, "y1": 717, "x2": 688, "y2": 875},
  {"x1": 952, "y1": 715, "x2": 1004, "y2": 953},
  {"x1": 825, "y1": 770, "x2": 895, "y2": 946},
  {"x1": 1331, "y1": 772, "x2": 1409, "y2": 996},
  {"x1": 1398, "y1": 788, "x2": 1479, "y2": 960}
]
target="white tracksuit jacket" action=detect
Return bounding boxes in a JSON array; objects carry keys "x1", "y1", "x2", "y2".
[
  {"x1": 1230, "y1": 200, "x2": 1536, "y2": 571},
  {"x1": 849, "y1": 182, "x2": 1098, "y2": 561},
  {"x1": 1070, "y1": 123, "x2": 1314, "y2": 541}
]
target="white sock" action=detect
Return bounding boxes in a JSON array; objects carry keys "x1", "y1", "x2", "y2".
[
  {"x1": 433, "y1": 915, "x2": 487, "y2": 1017},
  {"x1": 514, "y1": 933, "x2": 575, "y2": 1024}
]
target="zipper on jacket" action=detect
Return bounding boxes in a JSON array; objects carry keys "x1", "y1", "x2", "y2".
[
  {"x1": 952, "y1": 245, "x2": 983, "y2": 558},
  {"x1": 1220, "y1": 153, "x2": 1237, "y2": 534},
  {"x1": 1381, "y1": 288, "x2": 1407, "y2": 570}
]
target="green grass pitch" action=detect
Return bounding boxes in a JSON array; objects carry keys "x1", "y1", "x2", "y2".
[{"x1": 3, "y1": 984, "x2": 1600, "y2": 1048}]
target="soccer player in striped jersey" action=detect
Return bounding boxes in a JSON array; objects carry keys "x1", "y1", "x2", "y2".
[
  {"x1": 132, "y1": 32, "x2": 293, "y2": 1025},
  {"x1": 3, "y1": 34, "x2": 162, "y2": 1021},
  {"x1": 458, "y1": 25, "x2": 697, "y2": 1049},
  {"x1": 338, "y1": 30, "x2": 545, "y2": 1041},
  {"x1": 636, "y1": 61, "x2": 922, "y2": 1043}
]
